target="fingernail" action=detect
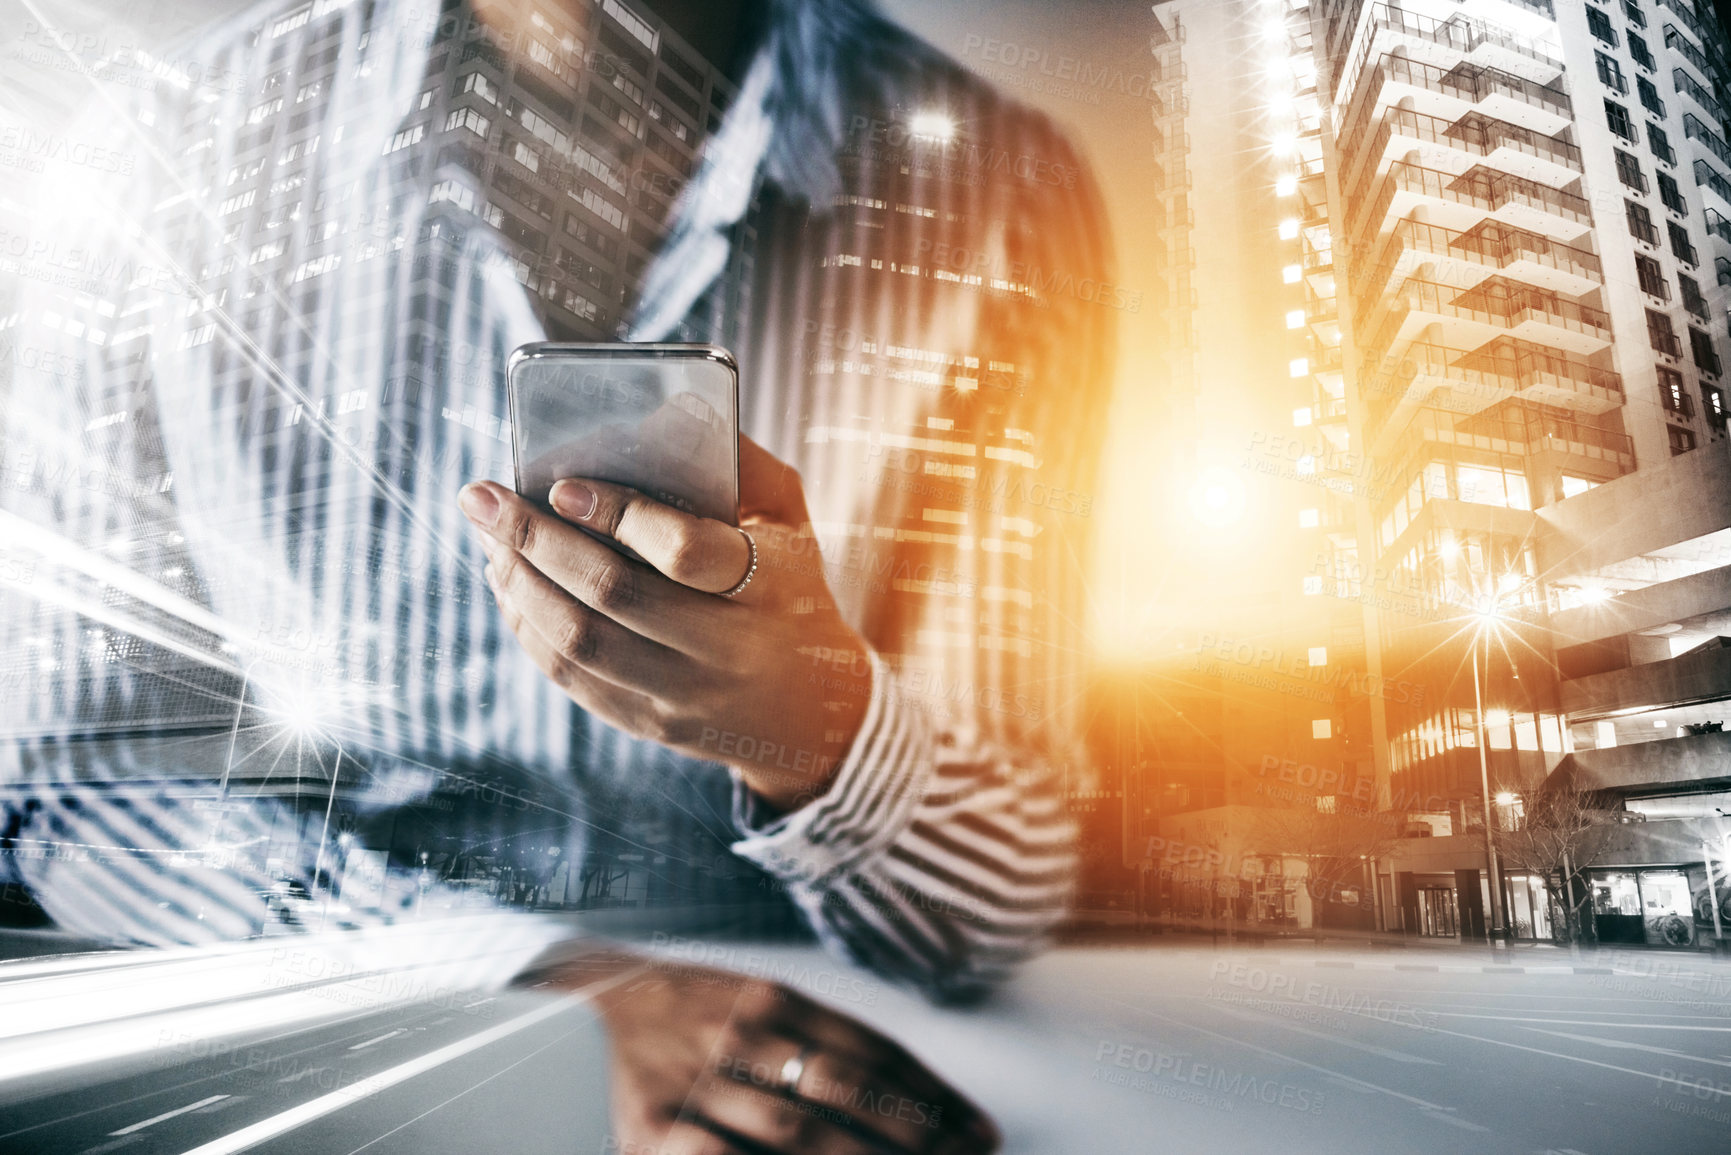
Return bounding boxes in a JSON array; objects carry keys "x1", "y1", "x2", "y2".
[
  {"x1": 551, "y1": 480, "x2": 596, "y2": 521},
  {"x1": 459, "y1": 483, "x2": 499, "y2": 526}
]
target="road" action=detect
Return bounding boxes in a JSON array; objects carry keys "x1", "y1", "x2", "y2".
[{"x1": 2, "y1": 936, "x2": 1728, "y2": 1154}]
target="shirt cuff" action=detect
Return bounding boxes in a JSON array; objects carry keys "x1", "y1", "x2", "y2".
[{"x1": 729, "y1": 651, "x2": 932, "y2": 887}]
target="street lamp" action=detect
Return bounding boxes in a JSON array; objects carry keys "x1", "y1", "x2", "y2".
[
  {"x1": 311, "y1": 741, "x2": 346, "y2": 931},
  {"x1": 1472, "y1": 602, "x2": 1510, "y2": 952}
]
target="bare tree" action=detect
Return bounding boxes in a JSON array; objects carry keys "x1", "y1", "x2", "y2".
[
  {"x1": 1249, "y1": 798, "x2": 1402, "y2": 933},
  {"x1": 1493, "y1": 783, "x2": 1617, "y2": 947}
]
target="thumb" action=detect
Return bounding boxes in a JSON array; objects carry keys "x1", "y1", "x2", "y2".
[{"x1": 738, "y1": 435, "x2": 810, "y2": 525}]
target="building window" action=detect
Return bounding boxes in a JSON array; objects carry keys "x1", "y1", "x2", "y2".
[
  {"x1": 1637, "y1": 76, "x2": 1665, "y2": 117},
  {"x1": 1648, "y1": 123, "x2": 1675, "y2": 165},
  {"x1": 1680, "y1": 273, "x2": 1709, "y2": 320},
  {"x1": 1657, "y1": 171, "x2": 1686, "y2": 215},
  {"x1": 1669, "y1": 425, "x2": 1697, "y2": 455},
  {"x1": 1636, "y1": 254, "x2": 1670, "y2": 299},
  {"x1": 1587, "y1": 6, "x2": 1618, "y2": 44},
  {"x1": 1668, "y1": 221, "x2": 1698, "y2": 266},
  {"x1": 1691, "y1": 328, "x2": 1723, "y2": 377},
  {"x1": 1704, "y1": 384, "x2": 1727, "y2": 428},
  {"x1": 1648, "y1": 308, "x2": 1682, "y2": 356},
  {"x1": 1627, "y1": 199, "x2": 1659, "y2": 244},
  {"x1": 1615, "y1": 149, "x2": 1647, "y2": 192},
  {"x1": 459, "y1": 72, "x2": 498, "y2": 105},
  {"x1": 1596, "y1": 52, "x2": 1628, "y2": 93},
  {"x1": 1623, "y1": 0, "x2": 1645, "y2": 28},
  {"x1": 1628, "y1": 33, "x2": 1655, "y2": 69},
  {"x1": 1659, "y1": 366, "x2": 1692, "y2": 413},
  {"x1": 444, "y1": 107, "x2": 490, "y2": 139},
  {"x1": 1605, "y1": 99, "x2": 1636, "y2": 141},
  {"x1": 382, "y1": 122, "x2": 425, "y2": 155}
]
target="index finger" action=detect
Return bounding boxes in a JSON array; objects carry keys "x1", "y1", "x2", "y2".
[{"x1": 550, "y1": 477, "x2": 754, "y2": 596}]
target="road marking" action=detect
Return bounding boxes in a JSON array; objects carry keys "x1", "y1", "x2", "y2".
[
  {"x1": 1103, "y1": 996, "x2": 1467, "y2": 1117},
  {"x1": 1430, "y1": 1012, "x2": 1731, "y2": 1032},
  {"x1": 347, "y1": 1029, "x2": 407, "y2": 1051},
  {"x1": 1210, "y1": 1004, "x2": 1443, "y2": 1065},
  {"x1": 1338, "y1": 1014, "x2": 1731, "y2": 1100},
  {"x1": 174, "y1": 968, "x2": 643, "y2": 1155},
  {"x1": 1521, "y1": 1028, "x2": 1731, "y2": 1069},
  {"x1": 337, "y1": 1024, "x2": 587, "y2": 1155},
  {"x1": 110, "y1": 1095, "x2": 231, "y2": 1136}
]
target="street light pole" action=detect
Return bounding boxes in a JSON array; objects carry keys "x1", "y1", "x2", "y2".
[
  {"x1": 312, "y1": 741, "x2": 345, "y2": 931},
  {"x1": 1471, "y1": 629, "x2": 1509, "y2": 951}
]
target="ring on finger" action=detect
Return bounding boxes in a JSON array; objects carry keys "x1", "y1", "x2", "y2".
[
  {"x1": 719, "y1": 528, "x2": 757, "y2": 599},
  {"x1": 778, "y1": 1043, "x2": 812, "y2": 1096}
]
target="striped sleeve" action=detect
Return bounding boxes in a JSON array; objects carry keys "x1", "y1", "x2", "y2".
[{"x1": 729, "y1": 652, "x2": 1077, "y2": 1003}]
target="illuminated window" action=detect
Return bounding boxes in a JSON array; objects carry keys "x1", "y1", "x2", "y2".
[
  {"x1": 1289, "y1": 357, "x2": 1309, "y2": 377},
  {"x1": 1312, "y1": 719, "x2": 1332, "y2": 739},
  {"x1": 1298, "y1": 507, "x2": 1319, "y2": 527},
  {"x1": 1278, "y1": 218, "x2": 1300, "y2": 240},
  {"x1": 1302, "y1": 576, "x2": 1323, "y2": 595},
  {"x1": 1286, "y1": 309, "x2": 1305, "y2": 329},
  {"x1": 383, "y1": 123, "x2": 425, "y2": 155},
  {"x1": 460, "y1": 72, "x2": 499, "y2": 105},
  {"x1": 1308, "y1": 647, "x2": 1328, "y2": 667},
  {"x1": 1275, "y1": 174, "x2": 1297, "y2": 197},
  {"x1": 1282, "y1": 264, "x2": 1302, "y2": 284},
  {"x1": 445, "y1": 107, "x2": 490, "y2": 139},
  {"x1": 1293, "y1": 407, "x2": 1312, "y2": 427}
]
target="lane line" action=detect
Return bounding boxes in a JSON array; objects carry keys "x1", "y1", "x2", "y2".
[
  {"x1": 173, "y1": 968, "x2": 642, "y2": 1155},
  {"x1": 1101, "y1": 996, "x2": 1466, "y2": 1117},
  {"x1": 1326, "y1": 1008, "x2": 1731, "y2": 1100},
  {"x1": 347, "y1": 1030, "x2": 407, "y2": 1051},
  {"x1": 110, "y1": 1095, "x2": 231, "y2": 1136},
  {"x1": 1521, "y1": 1028, "x2": 1731, "y2": 1069},
  {"x1": 1428, "y1": 1013, "x2": 1731, "y2": 1032},
  {"x1": 338, "y1": 1025, "x2": 589, "y2": 1155},
  {"x1": 0, "y1": 1005, "x2": 428, "y2": 1146},
  {"x1": 172, "y1": 1001, "x2": 576, "y2": 1155},
  {"x1": 1208, "y1": 1004, "x2": 1443, "y2": 1065}
]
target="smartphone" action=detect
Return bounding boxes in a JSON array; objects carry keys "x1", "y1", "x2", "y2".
[{"x1": 506, "y1": 342, "x2": 739, "y2": 526}]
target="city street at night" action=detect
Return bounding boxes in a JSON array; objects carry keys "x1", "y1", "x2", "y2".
[{"x1": 4, "y1": 934, "x2": 1730, "y2": 1155}]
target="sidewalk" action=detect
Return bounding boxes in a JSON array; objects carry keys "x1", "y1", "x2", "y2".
[{"x1": 1060, "y1": 914, "x2": 1731, "y2": 977}]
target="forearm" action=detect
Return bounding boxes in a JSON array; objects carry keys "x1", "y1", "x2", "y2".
[{"x1": 729, "y1": 655, "x2": 1077, "y2": 1001}]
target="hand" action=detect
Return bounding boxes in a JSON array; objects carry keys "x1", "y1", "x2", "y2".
[
  {"x1": 525, "y1": 953, "x2": 1001, "y2": 1154},
  {"x1": 459, "y1": 437, "x2": 873, "y2": 811}
]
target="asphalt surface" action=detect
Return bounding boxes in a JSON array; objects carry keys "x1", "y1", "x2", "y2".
[{"x1": 2, "y1": 937, "x2": 1729, "y2": 1154}]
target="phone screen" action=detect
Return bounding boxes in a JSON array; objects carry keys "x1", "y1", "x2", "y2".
[{"x1": 507, "y1": 343, "x2": 740, "y2": 526}]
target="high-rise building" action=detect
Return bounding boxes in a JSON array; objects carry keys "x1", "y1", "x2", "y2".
[
  {"x1": 1123, "y1": 0, "x2": 1731, "y2": 944},
  {"x1": 1303, "y1": 0, "x2": 1731, "y2": 944}
]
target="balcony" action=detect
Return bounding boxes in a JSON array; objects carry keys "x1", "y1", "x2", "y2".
[
  {"x1": 1338, "y1": 4, "x2": 1566, "y2": 115},
  {"x1": 1673, "y1": 67, "x2": 1727, "y2": 125},
  {"x1": 1340, "y1": 105, "x2": 1583, "y2": 199},
  {"x1": 1563, "y1": 640, "x2": 1731, "y2": 721},
  {"x1": 1695, "y1": 160, "x2": 1731, "y2": 209},
  {"x1": 1368, "y1": 405, "x2": 1634, "y2": 514},
  {"x1": 1664, "y1": 23, "x2": 1713, "y2": 86},
  {"x1": 1366, "y1": 273, "x2": 1611, "y2": 357},
  {"x1": 1683, "y1": 113, "x2": 1731, "y2": 171},
  {"x1": 1353, "y1": 218, "x2": 1603, "y2": 302},
  {"x1": 1341, "y1": 54, "x2": 1573, "y2": 155},
  {"x1": 1364, "y1": 338, "x2": 1624, "y2": 425},
  {"x1": 1348, "y1": 159, "x2": 1592, "y2": 250}
]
